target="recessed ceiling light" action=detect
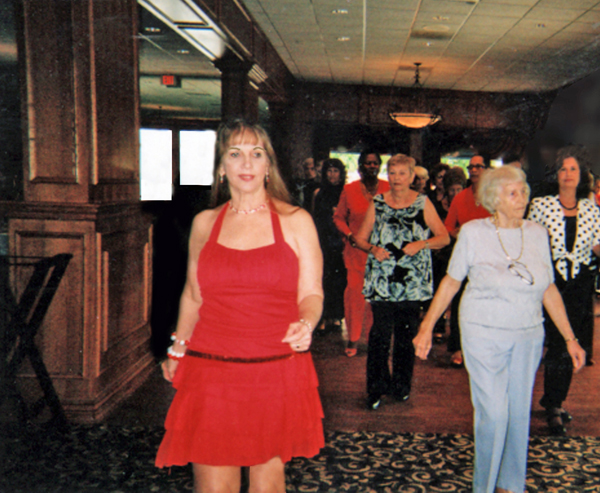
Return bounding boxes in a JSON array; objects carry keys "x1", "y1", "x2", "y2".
[
  {"x1": 332, "y1": 9, "x2": 348, "y2": 14},
  {"x1": 423, "y1": 25, "x2": 450, "y2": 32},
  {"x1": 337, "y1": 36, "x2": 350, "y2": 42}
]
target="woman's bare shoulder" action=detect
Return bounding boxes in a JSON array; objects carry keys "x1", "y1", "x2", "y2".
[
  {"x1": 270, "y1": 198, "x2": 303, "y2": 217},
  {"x1": 189, "y1": 205, "x2": 225, "y2": 248},
  {"x1": 272, "y1": 199, "x2": 316, "y2": 239},
  {"x1": 192, "y1": 206, "x2": 222, "y2": 229}
]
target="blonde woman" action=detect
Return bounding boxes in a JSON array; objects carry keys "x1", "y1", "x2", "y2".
[
  {"x1": 156, "y1": 120, "x2": 324, "y2": 492},
  {"x1": 354, "y1": 154, "x2": 449, "y2": 410}
]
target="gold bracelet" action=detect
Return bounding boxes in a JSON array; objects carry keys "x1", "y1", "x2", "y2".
[{"x1": 565, "y1": 337, "x2": 578, "y2": 343}]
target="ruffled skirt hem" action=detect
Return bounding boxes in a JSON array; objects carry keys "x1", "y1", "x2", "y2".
[{"x1": 155, "y1": 351, "x2": 324, "y2": 467}]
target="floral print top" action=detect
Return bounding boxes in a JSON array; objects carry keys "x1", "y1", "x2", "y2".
[{"x1": 363, "y1": 194, "x2": 433, "y2": 302}]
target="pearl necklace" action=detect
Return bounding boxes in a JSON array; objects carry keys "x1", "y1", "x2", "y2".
[{"x1": 229, "y1": 202, "x2": 267, "y2": 214}]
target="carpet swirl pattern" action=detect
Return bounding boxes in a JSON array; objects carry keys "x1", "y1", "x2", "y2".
[{"x1": 1, "y1": 426, "x2": 599, "y2": 492}]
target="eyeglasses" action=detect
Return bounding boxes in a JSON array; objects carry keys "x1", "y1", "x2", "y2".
[
  {"x1": 508, "y1": 261, "x2": 534, "y2": 285},
  {"x1": 467, "y1": 164, "x2": 486, "y2": 171},
  {"x1": 365, "y1": 161, "x2": 380, "y2": 165}
]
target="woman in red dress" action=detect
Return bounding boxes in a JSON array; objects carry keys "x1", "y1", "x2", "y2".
[{"x1": 156, "y1": 120, "x2": 325, "y2": 492}]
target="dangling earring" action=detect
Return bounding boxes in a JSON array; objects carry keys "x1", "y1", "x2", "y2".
[
  {"x1": 219, "y1": 173, "x2": 225, "y2": 184},
  {"x1": 265, "y1": 170, "x2": 270, "y2": 184}
]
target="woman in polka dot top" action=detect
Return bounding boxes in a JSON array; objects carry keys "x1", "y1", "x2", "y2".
[{"x1": 528, "y1": 144, "x2": 600, "y2": 436}]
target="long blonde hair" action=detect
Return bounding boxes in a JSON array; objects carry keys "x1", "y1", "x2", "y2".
[{"x1": 210, "y1": 119, "x2": 292, "y2": 208}]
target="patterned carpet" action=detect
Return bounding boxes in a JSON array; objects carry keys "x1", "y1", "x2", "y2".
[{"x1": 1, "y1": 425, "x2": 600, "y2": 492}]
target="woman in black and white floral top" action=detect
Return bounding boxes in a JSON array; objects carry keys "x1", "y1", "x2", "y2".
[
  {"x1": 354, "y1": 154, "x2": 449, "y2": 411},
  {"x1": 528, "y1": 144, "x2": 600, "y2": 436}
]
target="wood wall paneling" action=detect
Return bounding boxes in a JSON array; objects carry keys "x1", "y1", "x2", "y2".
[
  {"x1": 22, "y1": 0, "x2": 82, "y2": 202},
  {"x1": 6, "y1": 204, "x2": 153, "y2": 423},
  {"x1": 92, "y1": 0, "x2": 140, "y2": 202},
  {"x1": 9, "y1": 222, "x2": 90, "y2": 379},
  {"x1": 287, "y1": 82, "x2": 557, "y2": 173}
]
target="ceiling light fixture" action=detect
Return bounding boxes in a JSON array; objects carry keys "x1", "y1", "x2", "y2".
[
  {"x1": 332, "y1": 9, "x2": 348, "y2": 14},
  {"x1": 389, "y1": 62, "x2": 442, "y2": 129},
  {"x1": 337, "y1": 36, "x2": 350, "y2": 42}
]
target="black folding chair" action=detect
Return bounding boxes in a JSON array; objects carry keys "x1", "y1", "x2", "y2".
[{"x1": 0, "y1": 254, "x2": 72, "y2": 431}]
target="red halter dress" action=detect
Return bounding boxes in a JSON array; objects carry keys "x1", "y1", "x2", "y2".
[{"x1": 155, "y1": 204, "x2": 324, "y2": 467}]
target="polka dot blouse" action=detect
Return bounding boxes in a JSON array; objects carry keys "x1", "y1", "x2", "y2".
[{"x1": 527, "y1": 195, "x2": 600, "y2": 281}]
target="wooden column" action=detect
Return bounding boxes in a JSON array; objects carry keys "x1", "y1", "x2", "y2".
[
  {"x1": 215, "y1": 50, "x2": 258, "y2": 123},
  {"x1": 4, "y1": 0, "x2": 153, "y2": 422}
]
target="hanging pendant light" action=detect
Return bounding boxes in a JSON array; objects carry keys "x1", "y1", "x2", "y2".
[{"x1": 389, "y1": 63, "x2": 442, "y2": 129}]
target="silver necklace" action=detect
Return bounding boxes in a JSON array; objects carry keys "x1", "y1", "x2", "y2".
[
  {"x1": 493, "y1": 216, "x2": 524, "y2": 261},
  {"x1": 229, "y1": 202, "x2": 267, "y2": 214},
  {"x1": 493, "y1": 217, "x2": 534, "y2": 285}
]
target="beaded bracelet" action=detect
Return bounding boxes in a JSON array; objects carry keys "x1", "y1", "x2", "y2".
[
  {"x1": 564, "y1": 337, "x2": 579, "y2": 343},
  {"x1": 171, "y1": 332, "x2": 190, "y2": 346},
  {"x1": 167, "y1": 345, "x2": 186, "y2": 360},
  {"x1": 299, "y1": 319, "x2": 313, "y2": 332}
]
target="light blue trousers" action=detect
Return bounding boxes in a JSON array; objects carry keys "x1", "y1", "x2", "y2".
[{"x1": 462, "y1": 329, "x2": 544, "y2": 493}]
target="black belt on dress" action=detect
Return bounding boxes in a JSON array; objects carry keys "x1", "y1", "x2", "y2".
[{"x1": 186, "y1": 349, "x2": 295, "y2": 363}]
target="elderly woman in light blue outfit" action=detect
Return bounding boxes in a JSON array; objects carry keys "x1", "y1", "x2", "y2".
[{"x1": 413, "y1": 166, "x2": 585, "y2": 493}]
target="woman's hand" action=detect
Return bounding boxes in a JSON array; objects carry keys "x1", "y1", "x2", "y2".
[
  {"x1": 282, "y1": 320, "x2": 314, "y2": 352},
  {"x1": 371, "y1": 245, "x2": 390, "y2": 261},
  {"x1": 402, "y1": 241, "x2": 424, "y2": 256},
  {"x1": 161, "y1": 358, "x2": 179, "y2": 382},
  {"x1": 413, "y1": 324, "x2": 433, "y2": 360},
  {"x1": 567, "y1": 340, "x2": 586, "y2": 372}
]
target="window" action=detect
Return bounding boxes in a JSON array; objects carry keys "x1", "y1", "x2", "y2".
[
  {"x1": 140, "y1": 129, "x2": 172, "y2": 201},
  {"x1": 180, "y1": 130, "x2": 216, "y2": 186},
  {"x1": 329, "y1": 151, "x2": 390, "y2": 182},
  {"x1": 139, "y1": 128, "x2": 216, "y2": 200}
]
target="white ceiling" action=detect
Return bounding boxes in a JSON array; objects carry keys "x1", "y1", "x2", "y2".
[
  {"x1": 239, "y1": 0, "x2": 600, "y2": 92},
  {"x1": 135, "y1": 0, "x2": 600, "y2": 119}
]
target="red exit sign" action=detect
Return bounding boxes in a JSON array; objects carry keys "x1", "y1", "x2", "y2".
[{"x1": 161, "y1": 75, "x2": 180, "y2": 87}]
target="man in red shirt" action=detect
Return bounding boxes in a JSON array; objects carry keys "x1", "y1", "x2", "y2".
[
  {"x1": 334, "y1": 151, "x2": 390, "y2": 357},
  {"x1": 443, "y1": 155, "x2": 491, "y2": 367},
  {"x1": 444, "y1": 155, "x2": 490, "y2": 238}
]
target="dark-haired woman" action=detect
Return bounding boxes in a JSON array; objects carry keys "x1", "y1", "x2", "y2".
[
  {"x1": 155, "y1": 120, "x2": 324, "y2": 491},
  {"x1": 427, "y1": 163, "x2": 450, "y2": 220},
  {"x1": 313, "y1": 158, "x2": 347, "y2": 331},
  {"x1": 431, "y1": 166, "x2": 468, "y2": 342},
  {"x1": 528, "y1": 144, "x2": 600, "y2": 436},
  {"x1": 333, "y1": 151, "x2": 390, "y2": 357}
]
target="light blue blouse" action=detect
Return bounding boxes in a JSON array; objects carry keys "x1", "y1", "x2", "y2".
[{"x1": 448, "y1": 218, "x2": 554, "y2": 332}]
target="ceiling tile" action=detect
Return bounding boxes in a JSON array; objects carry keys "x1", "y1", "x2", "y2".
[
  {"x1": 536, "y1": 0, "x2": 598, "y2": 7},
  {"x1": 524, "y1": 7, "x2": 587, "y2": 21},
  {"x1": 181, "y1": 0, "x2": 600, "y2": 94}
]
